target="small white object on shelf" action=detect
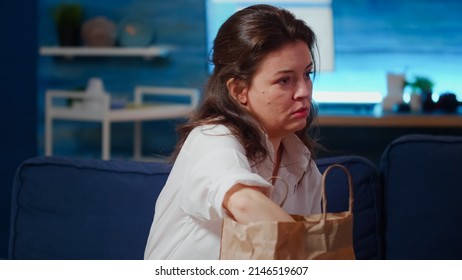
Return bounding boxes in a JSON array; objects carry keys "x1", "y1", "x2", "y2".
[
  {"x1": 84, "y1": 77, "x2": 106, "y2": 111},
  {"x1": 39, "y1": 45, "x2": 173, "y2": 59}
]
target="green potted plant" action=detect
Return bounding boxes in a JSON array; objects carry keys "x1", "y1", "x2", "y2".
[
  {"x1": 52, "y1": 3, "x2": 84, "y2": 46},
  {"x1": 405, "y1": 76, "x2": 435, "y2": 112},
  {"x1": 405, "y1": 76, "x2": 434, "y2": 95}
]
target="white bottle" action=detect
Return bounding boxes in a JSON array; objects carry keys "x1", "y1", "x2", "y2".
[{"x1": 85, "y1": 77, "x2": 105, "y2": 111}]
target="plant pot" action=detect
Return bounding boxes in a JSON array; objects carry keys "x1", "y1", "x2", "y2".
[
  {"x1": 421, "y1": 91, "x2": 436, "y2": 112},
  {"x1": 57, "y1": 26, "x2": 81, "y2": 46},
  {"x1": 410, "y1": 93, "x2": 421, "y2": 112}
]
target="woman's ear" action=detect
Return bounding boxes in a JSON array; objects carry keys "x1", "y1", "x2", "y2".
[{"x1": 227, "y1": 78, "x2": 248, "y2": 105}]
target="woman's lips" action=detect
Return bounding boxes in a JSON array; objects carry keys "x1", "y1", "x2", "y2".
[{"x1": 292, "y1": 107, "x2": 309, "y2": 118}]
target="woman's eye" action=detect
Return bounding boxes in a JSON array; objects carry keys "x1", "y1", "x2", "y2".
[
  {"x1": 278, "y1": 76, "x2": 291, "y2": 85},
  {"x1": 305, "y1": 71, "x2": 314, "y2": 80}
]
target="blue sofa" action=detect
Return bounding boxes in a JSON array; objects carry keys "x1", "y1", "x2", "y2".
[
  {"x1": 380, "y1": 134, "x2": 462, "y2": 260},
  {"x1": 8, "y1": 134, "x2": 462, "y2": 260}
]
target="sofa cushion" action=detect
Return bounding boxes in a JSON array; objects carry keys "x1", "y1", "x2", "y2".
[
  {"x1": 316, "y1": 156, "x2": 383, "y2": 260},
  {"x1": 9, "y1": 156, "x2": 170, "y2": 260},
  {"x1": 380, "y1": 134, "x2": 462, "y2": 260}
]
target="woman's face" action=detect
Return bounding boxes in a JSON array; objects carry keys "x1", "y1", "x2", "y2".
[{"x1": 239, "y1": 40, "x2": 313, "y2": 141}]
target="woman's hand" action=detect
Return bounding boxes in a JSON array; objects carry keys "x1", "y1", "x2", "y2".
[{"x1": 222, "y1": 184, "x2": 295, "y2": 224}]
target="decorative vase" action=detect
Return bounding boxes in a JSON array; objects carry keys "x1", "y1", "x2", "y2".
[
  {"x1": 81, "y1": 16, "x2": 117, "y2": 47},
  {"x1": 84, "y1": 78, "x2": 105, "y2": 111}
]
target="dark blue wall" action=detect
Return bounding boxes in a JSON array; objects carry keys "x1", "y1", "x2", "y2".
[{"x1": 0, "y1": 1, "x2": 38, "y2": 259}]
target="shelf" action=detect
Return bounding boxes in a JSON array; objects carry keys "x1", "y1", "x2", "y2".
[
  {"x1": 39, "y1": 46, "x2": 174, "y2": 59},
  {"x1": 318, "y1": 111, "x2": 462, "y2": 127}
]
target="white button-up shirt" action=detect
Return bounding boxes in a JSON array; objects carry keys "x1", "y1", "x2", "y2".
[{"x1": 144, "y1": 124, "x2": 322, "y2": 259}]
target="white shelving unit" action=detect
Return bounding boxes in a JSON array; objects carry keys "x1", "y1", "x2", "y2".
[
  {"x1": 45, "y1": 87, "x2": 200, "y2": 160},
  {"x1": 39, "y1": 45, "x2": 174, "y2": 59}
]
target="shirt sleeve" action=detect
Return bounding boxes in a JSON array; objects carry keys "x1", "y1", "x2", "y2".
[{"x1": 179, "y1": 125, "x2": 273, "y2": 221}]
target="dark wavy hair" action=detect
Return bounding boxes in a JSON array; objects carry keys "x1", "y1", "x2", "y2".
[{"x1": 172, "y1": 4, "x2": 321, "y2": 163}]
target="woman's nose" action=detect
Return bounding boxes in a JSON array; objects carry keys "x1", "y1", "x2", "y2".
[{"x1": 294, "y1": 82, "x2": 312, "y2": 101}]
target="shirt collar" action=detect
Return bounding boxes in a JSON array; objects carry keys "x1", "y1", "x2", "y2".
[
  {"x1": 253, "y1": 133, "x2": 312, "y2": 188},
  {"x1": 279, "y1": 134, "x2": 311, "y2": 183}
]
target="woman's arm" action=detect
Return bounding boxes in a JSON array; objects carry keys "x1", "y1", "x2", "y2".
[{"x1": 223, "y1": 184, "x2": 295, "y2": 224}]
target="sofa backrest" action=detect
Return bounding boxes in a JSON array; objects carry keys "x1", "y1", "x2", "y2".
[
  {"x1": 317, "y1": 156, "x2": 383, "y2": 260},
  {"x1": 9, "y1": 156, "x2": 171, "y2": 260},
  {"x1": 9, "y1": 155, "x2": 381, "y2": 260},
  {"x1": 380, "y1": 134, "x2": 462, "y2": 260}
]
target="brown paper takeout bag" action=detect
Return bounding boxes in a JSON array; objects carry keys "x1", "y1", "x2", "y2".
[{"x1": 220, "y1": 164, "x2": 355, "y2": 260}]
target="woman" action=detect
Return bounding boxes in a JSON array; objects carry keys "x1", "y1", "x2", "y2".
[{"x1": 144, "y1": 4, "x2": 322, "y2": 260}]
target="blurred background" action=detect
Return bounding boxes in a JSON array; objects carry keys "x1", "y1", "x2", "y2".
[{"x1": 1, "y1": 0, "x2": 461, "y2": 259}]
